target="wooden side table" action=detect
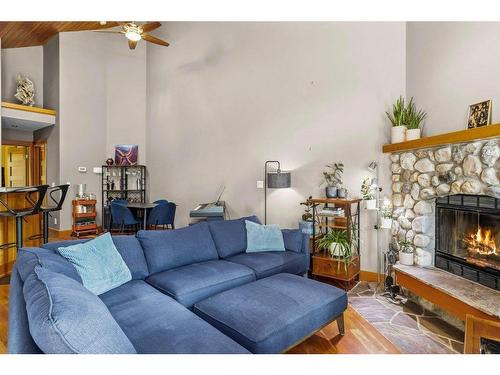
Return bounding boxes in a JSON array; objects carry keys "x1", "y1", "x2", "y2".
[
  {"x1": 307, "y1": 198, "x2": 361, "y2": 289},
  {"x1": 72, "y1": 199, "x2": 98, "y2": 238}
]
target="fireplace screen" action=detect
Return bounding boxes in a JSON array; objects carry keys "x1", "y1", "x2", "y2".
[{"x1": 437, "y1": 208, "x2": 499, "y2": 270}]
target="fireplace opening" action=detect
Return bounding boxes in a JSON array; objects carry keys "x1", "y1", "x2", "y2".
[{"x1": 435, "y1": 195, "x2": 500, "y2": 291}]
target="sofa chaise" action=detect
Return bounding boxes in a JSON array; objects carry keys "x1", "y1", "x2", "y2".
[{"x1": 8, "y1": 215, "x2": 347, "y2": 354}]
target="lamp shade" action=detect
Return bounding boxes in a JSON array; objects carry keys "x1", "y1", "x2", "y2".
[{"x1": 267, "y1": 171, "x2": 291, "y2": 188}]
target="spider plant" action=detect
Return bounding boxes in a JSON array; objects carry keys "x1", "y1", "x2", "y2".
[
  {"x1": 315, "y1": 229, "x2": 356, "y2": 272},
  {"x1": 360, "y1": 177, "x2": 375, "y2": 200}
]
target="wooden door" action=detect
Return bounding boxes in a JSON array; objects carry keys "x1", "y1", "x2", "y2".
[{"x1": 5, "y1": 146, "x2": 28, "y2": 187}]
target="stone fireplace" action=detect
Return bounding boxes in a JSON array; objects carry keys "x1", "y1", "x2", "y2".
[{"x1": 389, "y1": 138, "x2": 500, "y2": 284}]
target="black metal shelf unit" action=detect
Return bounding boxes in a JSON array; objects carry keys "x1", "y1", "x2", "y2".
[{"x1": 101, "y1": 165, "x2": 146, "y2": 231}]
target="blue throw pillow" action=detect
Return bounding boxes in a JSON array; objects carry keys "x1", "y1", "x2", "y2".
[
  {"x1": 23, "y1": 266, "x2": 136, "y2": 354},
  {"x1": 245, "y1": 220, "x2": 285, "y2": 253},
  {"x1": 57, "y1": 232, "x2": 132, "y2": 295}
]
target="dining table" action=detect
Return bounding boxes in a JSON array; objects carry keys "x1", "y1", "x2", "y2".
[{"x1": 126, "y1": 202, "x2": 157, "y2": 230}]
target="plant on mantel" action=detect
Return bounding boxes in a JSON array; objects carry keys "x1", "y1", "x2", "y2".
[{"x1": 386, "y1": 96, "x2": 427, "y2": 143}]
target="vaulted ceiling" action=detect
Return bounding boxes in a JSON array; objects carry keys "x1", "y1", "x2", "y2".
[{"x1": 0, "y1": 22, "x2": 121, "y2": 48}]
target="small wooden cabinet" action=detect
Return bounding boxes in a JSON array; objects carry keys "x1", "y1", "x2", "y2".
[{"x1": 72, "y1": 199, "x2": 98, "y2": 238}]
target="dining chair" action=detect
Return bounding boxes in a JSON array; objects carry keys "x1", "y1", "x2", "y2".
[
  {"x1": 154, "y1": 199, "x2": 168, "y2": 204},
  {"x1": 110, "y1": 201, "x2": 140, "y2": 234},
  {"x1": 165, "y1": 202, "x2": 176, "y2": 229},
  {"x1": 112, "y1": 199, "x2": 128, "y2": 205},
  {"x1": 147, "y1": 201, "x2": 176, "y2": 230}
]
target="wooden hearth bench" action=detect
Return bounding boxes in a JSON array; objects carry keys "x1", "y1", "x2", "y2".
[{"x1": 394, "y1": 264, "x2": 500, "y2": 353}]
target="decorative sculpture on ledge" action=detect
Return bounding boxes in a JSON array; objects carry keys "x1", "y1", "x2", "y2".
[{"x1": 14, "y1": 74, "x2": 35, "y2": 106}]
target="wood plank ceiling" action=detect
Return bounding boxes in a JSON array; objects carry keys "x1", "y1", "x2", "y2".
[{"x1": 0, "y1": 22, "x2": 121, "y2": 48}]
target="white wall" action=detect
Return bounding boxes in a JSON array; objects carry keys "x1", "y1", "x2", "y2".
[
  {"x1": 147, "y1": 22, "x2": 406, "y2": 272},
  {"x1": 57, "y1": 32, "x2": 147, "y2": 229},
  {"x1": 407, "y1": 22, "x2": 500, "y2": 135},
  {"x1": 1, "y1": 46, "x2": 44, "y2": 106}
]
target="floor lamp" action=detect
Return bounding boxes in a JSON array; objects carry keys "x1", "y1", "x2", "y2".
[{"x1": 264, "y1": 160, "x2": 291, "y2": 224}]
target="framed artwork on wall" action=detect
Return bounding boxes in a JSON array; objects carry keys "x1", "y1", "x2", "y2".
[
  {"x1": 467, "y1": 100, "x2": 492, "y2": 129},
  {"x1": 115, "y1": 145, "x2": 138, "y2": 166}
]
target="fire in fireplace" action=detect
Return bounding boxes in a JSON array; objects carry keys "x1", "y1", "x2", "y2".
[{"x1": 435, "y1": 194, "x2": 500, "y2": 291}]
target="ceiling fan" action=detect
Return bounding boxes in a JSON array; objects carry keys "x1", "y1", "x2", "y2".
[{"x1": 97, "y1": 22, "x2": 169, "y2": 50}]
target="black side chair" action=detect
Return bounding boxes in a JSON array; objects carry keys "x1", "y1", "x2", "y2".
[
  {"x1": 0, "y1": 185, "x2": 49, "y2": 251},
  {"x1": 29, "y1": 184, "x2": 70, "y2": 244}
]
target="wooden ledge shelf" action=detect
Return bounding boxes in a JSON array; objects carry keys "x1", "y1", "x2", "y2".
[
  {"x1": 1, "y1": 101, "x2": 56, "y2": 132},
  {"x1": 1, "y1": 101, "x2": 56, "y2": 116},
  {"x1": 382, "y1": 124, "x2": 500, "y2": 153}
]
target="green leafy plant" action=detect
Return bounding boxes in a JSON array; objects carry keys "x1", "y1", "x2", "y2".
[
  {"x1": 399, "y1": 239, "x2": 414, "y2": 254},
  {"x1": 315, "y1": 229, "x2": 356, "y2": 272},
  {"x1": 405, "y1": 97, "x2": 427, "y2": 130},
  {"x1": 320, "y1": 162, "x2": 344, "y2": 188},
  {"x1": 385, "y1": 96, "x2": 406, "y2": 127},
  {"x1": 300, "y1": 200, "x2": 313, "y2": 221},
  {"x1": 381, "y1": 202, "x2": 393, "y2": 219},
  {"x1": 360, "y1": 177, "x2": 375, "y2": 200}
]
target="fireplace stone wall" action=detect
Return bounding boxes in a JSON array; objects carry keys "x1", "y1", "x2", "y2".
[{"x1": 389, "y1": 138, "x2": 500, "y2": 266}]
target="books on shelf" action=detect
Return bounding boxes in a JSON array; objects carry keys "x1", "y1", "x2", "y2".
[{"x1": 318, "y1": 207, "x2": 345, "y2": 217}]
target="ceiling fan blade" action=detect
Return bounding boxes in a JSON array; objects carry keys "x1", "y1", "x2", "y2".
[
  {"x1": 128, "y1": 39, "x2": 138, "y2": 50},
  {"x1": 94, "y1": 30, "x2": 124, "y2": 34},
  {"x1": 140, "y1": 22, "x2": 161, "y2": 33},
  {"x1": 142, "y1": 33, "x2": 170, "y2": 47}
]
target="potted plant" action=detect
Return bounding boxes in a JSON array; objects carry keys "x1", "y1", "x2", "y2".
[
  {"x1": 298, "y1": 199, "x2": 314, "y2": 235},
  {"x1": 380, "y1": 202, "x2": 393, "y2": 229},
  {"x1": 386, "y1": 96, "x2": 407, "y2": 143},
  {"x1": 361, "y1": 177, "x2": 377, "y2": 210},
  {"x1": 315, "y1": 229, "x2": 355, "y2": 272},
  {"x1": 405, "y1": 97, "x2": 427, "y2": 141},
  {"x1": 321, "y1": 162, "x2": 344, "y2": 198},
  {"x1": 398, "y1": 239, "x2": 414, "y2": 266}
]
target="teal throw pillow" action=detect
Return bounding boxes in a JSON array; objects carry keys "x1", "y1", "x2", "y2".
[
  {"x1": 245, "y1": 220, "x2": 285, "y2": 253},
  {"x1": 57, "y1": 232, "x2": 131, "y2": 295}
]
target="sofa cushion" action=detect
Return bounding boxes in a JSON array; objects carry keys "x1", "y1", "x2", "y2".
[
  {"x1": 193, "y1": 273, "x2": 347, "y2": 353},
  {"x1": 57, "y1": 233, "x2": 132, "y2": 295},
  {"x1": 146, "y1": 260, "x2": 255, "y2": 308},
  {"x1": 23, "y1": 266, "x2": 136, "y2": 354},
  {"x1": 137, "y1": 222, "x2": 219, "y2": 274},
  {"x1": 99, "y1": 280, "x2": 249, "y2": 354},
  {"x1": 16, "y1": 248, "x2": 82, "y2": 284},
  {"x1": 245, "y1": 220, "x2": 285, "y2": 253},
  {"x1": 208, "y1": 215, "x2": 261, "y2": 258},
  {"x1": 43, "y1": 235, "x2": 149, "y2": 280},
  {"x1": 281, "y1": 229, "x2": 304, "y2": 253},
  {"x1": 227, "y1": 251, "x2": 307, "y2": 279}
]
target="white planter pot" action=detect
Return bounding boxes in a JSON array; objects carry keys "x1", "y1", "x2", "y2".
[
  {"x1": 329, "y1": 242, "x2": 343, "y2": 257},
  {"x1": 380, "y1": 217, "x2": 392, "y2": 229},
  {"x1": 365, "y1": 199, "x2": 377, "y2": 210},
  {"x1": 391, "y1": 125, "x2": 407, "y2": 143},
  {"x1": 399, "y1": 251, "x2": 414, "y2": 266},
  {"x1": 406, "y1": 128, "x2": 421, "y2": 141}
]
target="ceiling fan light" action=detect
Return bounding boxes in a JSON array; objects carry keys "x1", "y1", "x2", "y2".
[{"x1": 125, "y1": 31, "x2": 141, "y2": 42}]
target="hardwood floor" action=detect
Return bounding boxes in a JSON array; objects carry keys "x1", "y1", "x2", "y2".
[{"x1": 0, "y1": 284, "x2": 8, "y2": 354}]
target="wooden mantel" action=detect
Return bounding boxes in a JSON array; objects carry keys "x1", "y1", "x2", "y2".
[{"x1": 382, "y1": 124, "x2": 500, "y2": 153}]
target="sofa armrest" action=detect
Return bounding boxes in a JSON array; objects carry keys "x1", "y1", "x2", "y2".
[{"x1": 281, "y1": 229, "x2": 310, "y2": 272}]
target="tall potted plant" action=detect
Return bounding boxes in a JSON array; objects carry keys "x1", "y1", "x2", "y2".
[
  {"x1": 398, "y1": 239, "x2": 414, "y2": 266},
  {"x1": 321, "y1": 162, "x2": 344, "y2": 198},
  {"x1": 405, "y1": 98, "x2": 427, "y2": 141},
  {"x1": 386, "y1": 96, "x2": 407, "y2": 143},
  {"x1": 361, "y1": 177, "x2": 377, "y2": 210}
]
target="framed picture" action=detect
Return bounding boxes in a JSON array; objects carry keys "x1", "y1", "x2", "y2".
[
  {"x1": 467, "y1": 100, "x2": 492, "y2": 129},
  {"x1": 115, "y1": 145, "x2": 138, "y2": 166}
]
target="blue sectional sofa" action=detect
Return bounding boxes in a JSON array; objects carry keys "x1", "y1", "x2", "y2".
[{"x1": 8, "y1": 215, "x2": 347, "y2": 354}]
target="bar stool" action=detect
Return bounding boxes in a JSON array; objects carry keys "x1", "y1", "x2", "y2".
[
  {"x1": 0, "y1": 185, "x2": 49, "y2": 251},
  {"x1": 28, "y1": 184, "x2": 70, "y2": 244}
]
